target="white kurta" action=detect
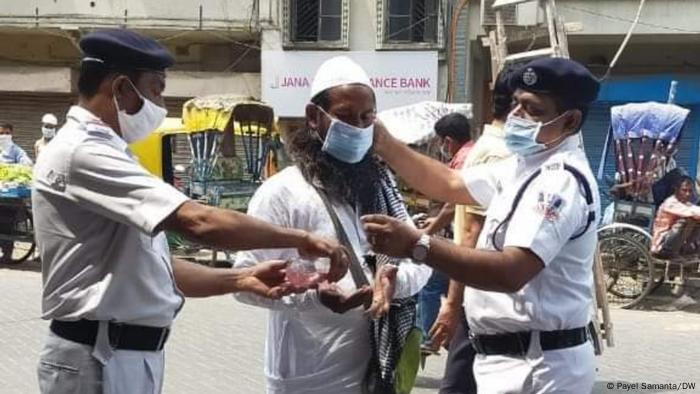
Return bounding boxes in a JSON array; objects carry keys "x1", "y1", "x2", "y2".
[
  {"x1": 234, "y1": 166, "x2": 432, "y2": 394},
  {"x1": 461, "y1": 136, "x2": 600, "y2": 394}
]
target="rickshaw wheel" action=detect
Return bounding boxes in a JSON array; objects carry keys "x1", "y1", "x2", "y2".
[
  {"x1": 597, "y1": 225, "x2": 658, "y2": 309},
  {"x1": 3, "y1": 241, "x2": 36, "y2": 265}
]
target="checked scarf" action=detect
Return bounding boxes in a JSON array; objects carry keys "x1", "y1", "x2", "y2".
[{"x1": 360, "y1": 166, "x2": 418, "y2": 394}]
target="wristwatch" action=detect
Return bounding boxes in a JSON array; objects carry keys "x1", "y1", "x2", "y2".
[{"x1": 411, "y1": 233, "x2": 431, "y2": 263}]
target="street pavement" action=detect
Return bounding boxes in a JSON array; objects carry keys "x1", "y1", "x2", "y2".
[{"x1": 1, "y1": 262, "x2": 699, "y2": 394}]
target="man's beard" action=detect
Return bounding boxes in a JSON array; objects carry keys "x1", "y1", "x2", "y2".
[{"x1": 285, "y1": 127, "x2": 383, "y2": 211}]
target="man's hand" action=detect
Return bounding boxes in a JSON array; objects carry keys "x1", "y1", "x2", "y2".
[
  {"x1": 428, "y1": 297, "x2": 461, "y2": 350},
  {"x1": 235, "y1": 260, "x2": 292, "y2": 299},
  {"x1": 367, "y1": 264, "x2": 398, "y2": 319},
  {"x1": 298, "y1": 234, "x2": 350, "y2": 282},
  {"x1": 420, "y1": 217, "x2": 437, "y2": 230},
  {"x1": 318, "y1": 282, "x2": 372, "y2": 314},
  {"x1": 361, "y1": 214, "x2": 422, "y2": 258}
]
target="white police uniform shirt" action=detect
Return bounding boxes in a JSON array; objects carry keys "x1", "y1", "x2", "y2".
[
  {"x1": 234, "y1": 166, "x2": 431, "y2": 394},
  {"x1": 461, "y1": 135, "x2": 599, "y2": 393},
  {"x1": 34, "y1": 105, "x2": 187, "y2": 327},
  {"x1": 33, "y1": 106, "x2": 188, "y2": 392}
]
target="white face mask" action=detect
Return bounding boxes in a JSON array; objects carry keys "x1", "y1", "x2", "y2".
[
  {"x1": 113, "y1": 79, "x2": 167, "y2": 144},
  {"x1": 42, "y1": 126, "x2": 56, "y2": 140},
  {"x1": 0, "y1": 135, "x2": 12, "y2": 151}
]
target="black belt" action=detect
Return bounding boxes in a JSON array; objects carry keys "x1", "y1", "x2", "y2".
[
  {"x1": 50, "y1": 319, "x2": 170, "y2": 351},
  {"x1": 470, "y1": 327, "x2": 588, "y2": 356}
]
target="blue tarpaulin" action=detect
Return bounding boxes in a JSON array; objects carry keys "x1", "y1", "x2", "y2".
[{"x1": 610, "y1": 102, "x2": 689, "y2": 141}]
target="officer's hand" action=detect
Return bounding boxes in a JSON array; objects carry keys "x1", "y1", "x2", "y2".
[
  {"x1": 372, "y1": 120, "x2": 392, "y2": 156},
  {"x1": 429, "y1": 298, "x2": 460, "y2": 350},
  {"x1": 361, "y1": 214, "x2": 422, "y2": 258},
  {"x1": 237, "y1": 260, "x2": 293, "y2": 299},
  {"x1": 318, "y1": 282, "x2": 372, "y2": 314},
  {"x1": 367, "y1": 264, "x2": 398, "y2": 319},
  {"x1": 298, "y1": 234, "x2": 350, "y2": 283},
  {"x1": 422, "y1": 217, "x2": 443, "y2": 235}
]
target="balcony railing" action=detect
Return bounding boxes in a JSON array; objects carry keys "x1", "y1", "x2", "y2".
[{"x1": 0, "y1": 0, "x2": 275, "y2": 31}]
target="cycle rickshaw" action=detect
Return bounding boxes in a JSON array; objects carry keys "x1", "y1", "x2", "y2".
[
  {"x1": 131, "y1": 95, "x2": 281, "y2": 263},
  {"x1": 596, "y1": 101, "x2": 697, "y2": 309}
]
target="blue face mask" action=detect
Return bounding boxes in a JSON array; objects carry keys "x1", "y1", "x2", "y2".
[
  {"x1": 316, "y1": 106, "x2": 374, "y2": 164},
  {"x1": 503, "y1": 111, "x2": 569, "y2": 155}
]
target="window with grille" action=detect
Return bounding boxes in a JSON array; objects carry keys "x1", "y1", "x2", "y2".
[
  {"x1": 285, "y1": 0, "x2": 348, "y2": 47},
  {"x1": 385, "y1": 0, "x2": 439, "y2": 44}
]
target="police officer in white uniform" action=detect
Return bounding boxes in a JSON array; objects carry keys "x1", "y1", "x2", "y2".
[
  {"x1": 362, "y1": 57, "x2": 601, "y2": 393},
  {"x1": 33, "y1": 29, "x2": 348, "y2": 394}
]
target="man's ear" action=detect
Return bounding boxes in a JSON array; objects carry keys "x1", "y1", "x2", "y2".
[
  {"x1": 111, "y1": 75, "x2": 142, "y2": 114},
  {"x1": 563, "y1": 110, "x2": 583, "y2": 134},
  {"x1": 305, "y1": 103, "x2": 321, "y2": 131}
]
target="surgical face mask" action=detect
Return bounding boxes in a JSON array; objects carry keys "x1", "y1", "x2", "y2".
[
  {"x1": 503, "y1": 111, "x2": 570, "y2": 155},
  {"x1": 42, "y1": 126, "x2": 56, "y2": 140},
  {"x1": 316, "y1": 106, "x2": 374, "y2": 164},
  {"x1": 0, "y1": 135, "x2": 12, "y2": 151},
  {"x1": 113, "y1": 79, "x2": 167, "y2": 144}
]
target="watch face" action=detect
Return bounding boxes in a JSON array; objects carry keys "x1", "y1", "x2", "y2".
[{"x1": 413, "y1": 245, "x2": 428, "y2": 261}]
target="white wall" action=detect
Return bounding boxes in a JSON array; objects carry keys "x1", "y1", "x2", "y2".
[
  {"x1": 0, "y1": 66, "x2": 72, "y2": 93},
  {"x1": 164, "y1": 71, "x2": 261, "y2": 98},
  {"x1": 349, "y1": 0, "x2": 378, "y2": 51}
]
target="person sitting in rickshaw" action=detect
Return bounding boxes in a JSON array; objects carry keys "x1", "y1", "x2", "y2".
[{"x1": 651, "y1": 176, "x2": 700, "y2": 258}]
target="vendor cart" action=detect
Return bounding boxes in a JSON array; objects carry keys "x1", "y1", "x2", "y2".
[{"x1": 0, "y1": 183, "x2": 34, "y2": 265}]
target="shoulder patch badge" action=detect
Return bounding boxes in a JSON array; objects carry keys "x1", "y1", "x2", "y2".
[
  {"x1": 535, "y1": 191, "x2": 565, "y2": 221},
  {"x1": 46, "y1": 169, "x2": 67, "y2": 192}
]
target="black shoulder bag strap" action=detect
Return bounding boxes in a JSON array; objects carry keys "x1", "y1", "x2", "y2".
[
  {"x1": 314, "y1": 187, "x2": 370, "y2": 288},
  {"x1": 491, "y1": 163, "x2": 596, "y2": 251}
]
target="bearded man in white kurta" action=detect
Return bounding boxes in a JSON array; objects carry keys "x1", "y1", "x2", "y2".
[{"x1": 234, "y1": 56, "x2": 431, "y2": 394}]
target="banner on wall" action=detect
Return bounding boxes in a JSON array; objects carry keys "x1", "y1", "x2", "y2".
[{"x1": 262, "y1": 50, "x2": 438, "y2": 117}]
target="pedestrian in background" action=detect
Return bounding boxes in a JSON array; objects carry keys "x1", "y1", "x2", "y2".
[
  {"x1": 35, "y1": 113, "x2": 58, "y2": 158},
  {"x1": 418, "y1": 112, "x2": 473, "y2": 354}
]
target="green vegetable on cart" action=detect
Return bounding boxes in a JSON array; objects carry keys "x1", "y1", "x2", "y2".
[{"x1": 0, "y1": 164, "x2": 32, "y2": 187}]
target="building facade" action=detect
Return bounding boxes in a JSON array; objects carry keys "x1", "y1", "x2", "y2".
[
  {"x1": 259, "y1": 0, "x2": 453, "y2": 134},
  {"x1": 0, "y1": 0, "x2": 266, "y2": 159},
  {"x1": 462, "y1": 0, "x2": 700, "y2": 186}
]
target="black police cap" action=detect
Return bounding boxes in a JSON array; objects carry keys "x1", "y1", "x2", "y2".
[
  {"x1": 509, "y1": 57, "x2": 600, "y2": 107},
  {"x1": 79, "y1": 29, "x2": 174, "y2": 71}
]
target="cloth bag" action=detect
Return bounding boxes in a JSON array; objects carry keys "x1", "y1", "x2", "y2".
[{"x1": 315, "y1": 187, "x2": 421, "y2": 394}]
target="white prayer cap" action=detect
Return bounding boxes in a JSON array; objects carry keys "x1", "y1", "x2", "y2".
[
  {"x1": 41, "y1": 113, "x2": 58, "y2": 125},
  {"x1": 309, "y1": 56, "x2": 372, "y2": 99}
]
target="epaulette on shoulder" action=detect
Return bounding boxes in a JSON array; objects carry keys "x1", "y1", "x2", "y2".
[{"x1": 84, "y1": 121, "x2": 114, "y2": 140}]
